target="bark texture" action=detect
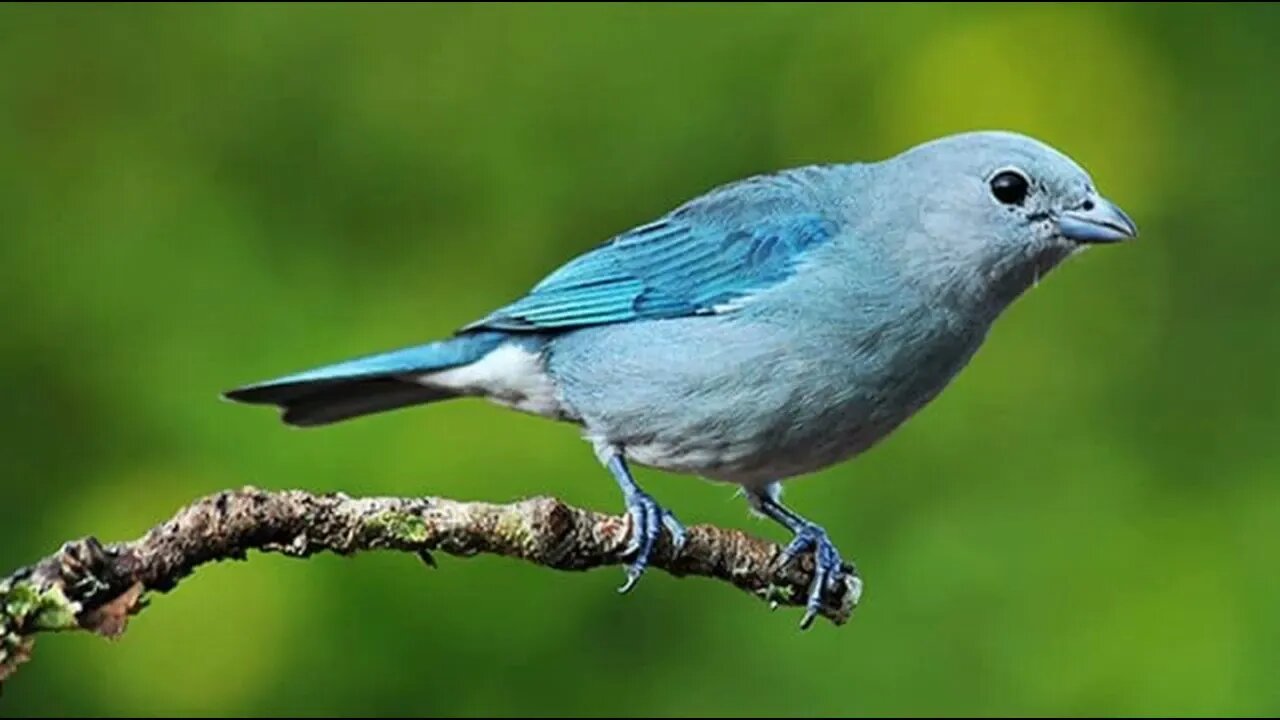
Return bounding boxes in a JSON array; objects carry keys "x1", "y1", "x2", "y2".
[{"x1": 0, "y1": 487, "x2": 861, "y2": 686}]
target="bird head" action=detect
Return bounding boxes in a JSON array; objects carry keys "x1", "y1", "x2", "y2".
[{"x1": 885, "y1": 130, "x2": 1138, "y2": 311}]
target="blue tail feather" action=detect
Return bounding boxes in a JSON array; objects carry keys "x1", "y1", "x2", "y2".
[{"x1": 223, "y1": 330, "x2": 508, "y2": 427}]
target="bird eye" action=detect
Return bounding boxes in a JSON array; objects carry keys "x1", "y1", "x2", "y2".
[{"x1": 989, "y1": 170, "x2": 1029, "y2": 205}]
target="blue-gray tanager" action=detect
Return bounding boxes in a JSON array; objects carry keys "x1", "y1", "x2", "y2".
[{"x1": 225, "y1": 131, "x2": 1137, "y2": 627}]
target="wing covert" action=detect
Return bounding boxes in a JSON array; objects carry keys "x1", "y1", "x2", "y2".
[{"x1": 463, "y1": 168, "x2": 845, "y2": 333}]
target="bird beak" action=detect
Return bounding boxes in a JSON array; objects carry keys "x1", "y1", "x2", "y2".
[{"x1": 1057, "y1": 194, "x2": 1138, "y2": 244}]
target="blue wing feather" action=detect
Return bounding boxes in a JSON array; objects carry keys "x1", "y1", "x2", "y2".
[{"x1": 463, "y1": 166, "x2": 847, "y2": 333}]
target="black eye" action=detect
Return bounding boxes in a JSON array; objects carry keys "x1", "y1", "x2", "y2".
[{"x1": 990, "y1": 170, "x2": 1029, "y2": 205}]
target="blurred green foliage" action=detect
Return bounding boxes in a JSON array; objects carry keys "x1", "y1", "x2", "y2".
[{"x1": 2, "y1": 2, "x2": 1277, "y2": 716}]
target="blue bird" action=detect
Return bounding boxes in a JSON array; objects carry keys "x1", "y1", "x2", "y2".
[{"x1": 224, "y1": 131, "x2": 1137, "y2": 627}]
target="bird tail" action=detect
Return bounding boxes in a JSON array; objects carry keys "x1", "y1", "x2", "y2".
[{"x1": 223, "y1": 330, "x2": 509, "y2": 427}]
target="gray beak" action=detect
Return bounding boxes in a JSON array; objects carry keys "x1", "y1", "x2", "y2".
[{"x1": 1058, "y1": 195, "x2": 1138, "y2": 244}]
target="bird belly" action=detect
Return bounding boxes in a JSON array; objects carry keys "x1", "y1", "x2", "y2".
[
  {"x1": 547, "y1": 312, "x2": 985, "y2": 488},
  {"x1": 616, "y1": 409, "x2": 892, "y2": 488}
]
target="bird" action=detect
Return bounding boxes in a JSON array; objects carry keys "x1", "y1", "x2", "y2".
[{"x1": 224, "y1": 130, "x2": 1137, "y2": 628}]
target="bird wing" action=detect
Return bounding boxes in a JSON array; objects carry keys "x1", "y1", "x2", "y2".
[{"x1": 462, "y1": 170, "x2": 842, "y2": 333}]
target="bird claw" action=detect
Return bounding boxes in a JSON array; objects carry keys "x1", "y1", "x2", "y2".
[
  {"x1": 776, "y1": 522, "x2": 850, "y2": 629},
  {"x1": 618, "y1": 490, "x2": 686, "y2": 594}
]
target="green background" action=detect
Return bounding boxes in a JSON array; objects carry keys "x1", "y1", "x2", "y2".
[{"x1": 3, "y1": 2, "x2": 1276, "y2": 716}]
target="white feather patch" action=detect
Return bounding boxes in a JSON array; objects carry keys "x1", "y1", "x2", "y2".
[{"x1": 415, "y1": 343, "x2": 564, "y2": 419}]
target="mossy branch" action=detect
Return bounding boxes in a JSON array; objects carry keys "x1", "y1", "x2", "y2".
[{"x1": 0, "y1": 487, "x2": 861, "y2": 686}]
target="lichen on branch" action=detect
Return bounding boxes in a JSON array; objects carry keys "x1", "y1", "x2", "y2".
[{"x1": 0, "y1": 487, "x2": 861, "y2": 685}]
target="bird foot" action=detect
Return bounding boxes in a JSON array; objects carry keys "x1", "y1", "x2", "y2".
[
  {"x1": 618, "y1": 490, "x2": 686, "y2": 594},
  {"x1": 776, "y1": 522, "x2": 853, "y2": 629}
]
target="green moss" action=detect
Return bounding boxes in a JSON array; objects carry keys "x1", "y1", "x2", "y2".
[
  {"x1": 761, "y1": 582, "x2": 795, "y2": 606},
  {"x1": 0, "y1": 580, "x2": 84, "y2": 680},
  {"x1": 367, "y1": 511, "x2": 429, "y2": 544},
  {"x1": 494, "y1": 512, "x2": 531, "y2": 548},
  {"x1": 3, "y1": 582, "x2": 79, "y2": 632}
]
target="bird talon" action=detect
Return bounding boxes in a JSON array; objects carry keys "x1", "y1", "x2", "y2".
[
  {"x1": 621, "y1": 504, "x2": 646, "y2": 558},
  {"x1": 662, "y1": 512, "x2": 688, "y2": 558},
  {"x1": 777, "y1": 521, "x2": 848, "y2": 629},
  {"x1": 799, "y1": 606, "x2": 819, "y2": 630},
  {"x1": 617, "y1": 567, "x2": 643, "y2": 595},
  {"x1": 617, "y1": 487, "x2": 684, "y2": 593}
]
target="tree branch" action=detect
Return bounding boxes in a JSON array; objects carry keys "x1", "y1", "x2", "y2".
[{"x1": 0, "y1": 487, "x2": 861, "y2": 685}]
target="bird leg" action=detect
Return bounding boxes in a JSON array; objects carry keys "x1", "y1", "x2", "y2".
[
  {"x1": 747, "y1": 482, "x2": 853, "y2": 629},
  {"x1": 602, "y1": 450, "x2": 687, "y2": 593}
]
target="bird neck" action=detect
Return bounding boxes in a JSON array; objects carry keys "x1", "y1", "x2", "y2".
[{"x1": 978, "y1": 242, "x2": 1077, "y2": 318}]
